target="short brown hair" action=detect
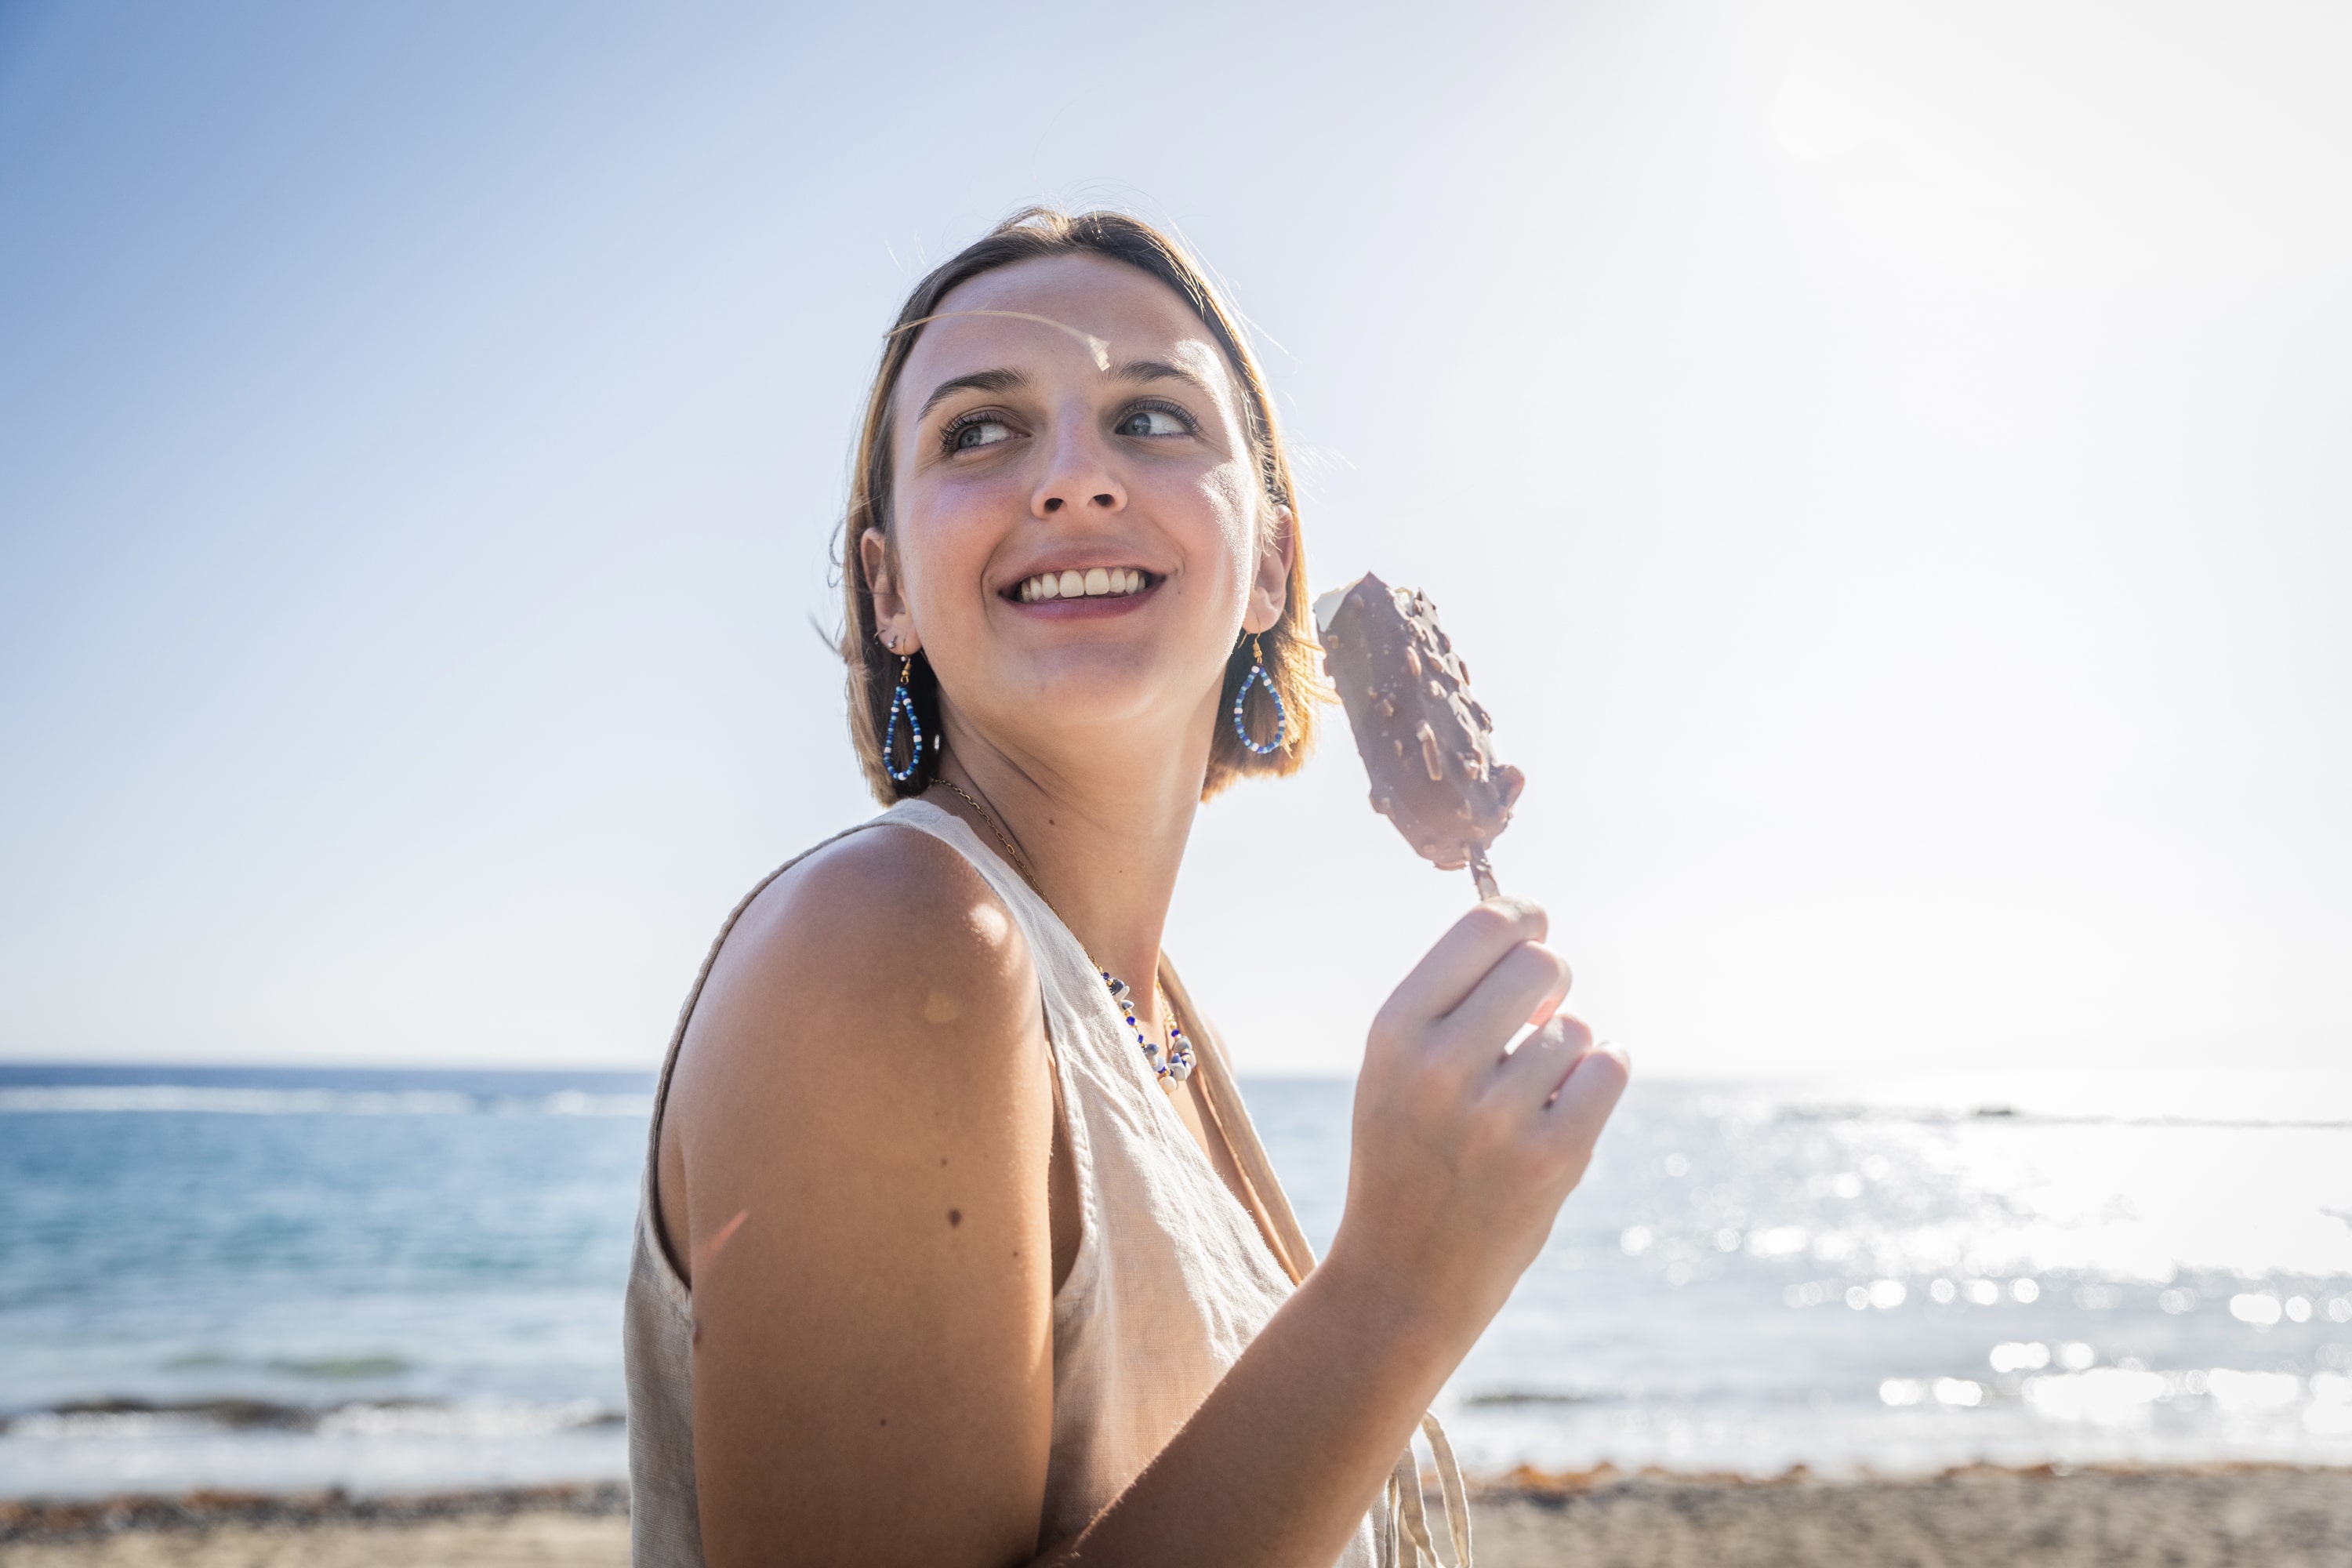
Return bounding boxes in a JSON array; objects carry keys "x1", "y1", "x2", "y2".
[{"x1": 837, "y1": 207, "x2": 1321, "y2": 804}]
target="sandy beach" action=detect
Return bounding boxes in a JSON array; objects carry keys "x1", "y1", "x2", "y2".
[
  {"x1": 5, "y1": 1465, "x2": 2350, "y2": 1567},
  {"x1": 1474, "y1": 1462, "x2": 2352, "y2": 1566},
  {"x1": 0, "y1": 1485, "x2": 631, "y2": 1567}
]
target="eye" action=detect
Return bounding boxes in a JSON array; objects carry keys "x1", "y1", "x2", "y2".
[
  {"x1": 944, "y1": 412, "x2": 1017, "y2": 453},
  {"x1": 1114, "y1": 401, "x2": 1194, "y2": 438}
]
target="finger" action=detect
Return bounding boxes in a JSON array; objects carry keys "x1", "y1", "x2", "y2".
[
  {"x1": 1379, "y1": 899, "x2": 1548, "y2": 1031},
  {"x1": 1542, "y1": 1038, "x2": 1630, "y2": 1156},
  {"x1": 1488, "y1": 1011, "x2": 1596, "y2": 1110},
  {"x1": 1528, "y1": 955, "x2": 1573, "y2": 1029},
  {"x1": 1436, "y1": 942, "x2": 1572, "y2": 1059}
]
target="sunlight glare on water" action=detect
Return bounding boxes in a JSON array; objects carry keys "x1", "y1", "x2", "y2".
[{"x1": 1425, "y1": 1071, "x2": 2352, "y2": 1476}]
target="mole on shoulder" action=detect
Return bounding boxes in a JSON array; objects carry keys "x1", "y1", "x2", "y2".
[{"x1": 948, "y1": 1208, "x2": 963, "y2": 1227}]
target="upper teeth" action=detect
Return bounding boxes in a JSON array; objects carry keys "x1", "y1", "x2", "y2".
[{"x1": 1019, "y1": 568, "x2": 1148, "y2": 602}]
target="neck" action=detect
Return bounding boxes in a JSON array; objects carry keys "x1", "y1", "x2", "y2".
[{"x1": 930, "y1": 701, "x2": 1214, "y2": 1025}]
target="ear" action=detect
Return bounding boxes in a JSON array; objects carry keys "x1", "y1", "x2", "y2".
[
  {"x1": 1240, "y1": 505, "x2": 1296, "y2": 635},
  {"x1": 860, "y1": 528, "x2": 921, "y2": 654}
]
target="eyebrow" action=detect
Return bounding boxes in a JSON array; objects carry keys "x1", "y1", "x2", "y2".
[
  {"x1": 916, "y1": 367, "x2": 1030, "y2": 420},
  {"x1": 913, "y1": 358, "x2": 1220, "y2": 423},
  {"x1": 1114, "y1": 358, "x2": 1218, "y2": 397}
]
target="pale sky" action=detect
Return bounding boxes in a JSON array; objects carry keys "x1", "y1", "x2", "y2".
[{"x1": 2, "y1": 1, "x2": 2347, "y2": 1077}]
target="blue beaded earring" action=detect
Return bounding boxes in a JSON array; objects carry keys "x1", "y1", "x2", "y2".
[
  {"x1": 884, "y1": 652, "x2": 923, "y2": 782},
  {"x1": 1231, "y1": 633, "x2": 1287, "y2": 755}
]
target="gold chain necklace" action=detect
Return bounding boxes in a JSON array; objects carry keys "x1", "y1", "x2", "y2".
[
  {"x1": 928, "y1": 778, "x2": 1192, "y2": 1086},
  {"x1": 935, "y1": 779, "x2": 1041, "y2": 894}
]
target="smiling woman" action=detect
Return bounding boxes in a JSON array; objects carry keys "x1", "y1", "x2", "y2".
[{"x1": 622, "y1": 209, "x2": 1628, "y2": 1568}]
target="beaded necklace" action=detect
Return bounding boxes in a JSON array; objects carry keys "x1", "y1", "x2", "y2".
[{"x1": 931, "y1": 779, "x2": 1193, "y2": 1086}]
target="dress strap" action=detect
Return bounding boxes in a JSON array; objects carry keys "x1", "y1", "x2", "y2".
[
  {"x1": 1157, "y1": 958, "x2": 1316, "y2": 1282},
  {"x1": 1159, "y1": 959, "x2": 1473, "y2": 1567},
  {"x1": 1390, "y1": 1412, "x2": 1474, "y2": 1567}
]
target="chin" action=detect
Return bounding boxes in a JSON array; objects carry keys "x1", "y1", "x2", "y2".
[{"x1": 982, "y1": 643, "x2": 1205, "y2": 739}]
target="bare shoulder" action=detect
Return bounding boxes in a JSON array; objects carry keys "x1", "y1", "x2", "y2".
[
  {"x1": 659, "y1": 822, "x2": 1046, "y2": 1270},
  {"x1": 706, "y1": 822, "x2": 1033, "y2": 1036}
]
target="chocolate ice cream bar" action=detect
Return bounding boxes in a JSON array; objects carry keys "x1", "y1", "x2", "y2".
[{"x1": 1315, "y1": 573, "x2": 1523, "y2": 898}]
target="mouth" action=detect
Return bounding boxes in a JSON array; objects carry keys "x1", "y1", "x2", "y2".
[{"x1": 1007, "y1": 567, "x2": 1156, "y2": 604}]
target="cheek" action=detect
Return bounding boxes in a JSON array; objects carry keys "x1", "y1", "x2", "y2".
[
  {"x1": 1188, "y1": 461, "x2": 1262, "y2": 565},
  {"x1": 895, "y1": 469, "x2": 1024, "y2": 607}
]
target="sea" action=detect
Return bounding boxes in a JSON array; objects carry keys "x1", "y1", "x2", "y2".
[{"x1": 4, "y1": 1062, "x2": 2350, "y2": 1499}]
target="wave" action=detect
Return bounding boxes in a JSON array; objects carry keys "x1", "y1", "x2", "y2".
[
  {"x1": 0, "y1": 1087, "x2": 651, "y2": 1117},
  {"x1": 267, "y1": 1355, "x2": 414, "y2": 1380},
  {"x1": 1774, "y1": 1105, "x2": 2352, "y2": 1131},
  {"x1": 1744, "y1": 1070, "x2": 2352, "y2": 1130},
  {"x1": 2, "y1": 1396, "x2": 623, "y2": 1440}
]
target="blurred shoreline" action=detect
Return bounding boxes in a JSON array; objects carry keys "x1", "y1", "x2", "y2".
[{"x1": 5, "y1": 1464, "x2": 2350, "y2": 1566}]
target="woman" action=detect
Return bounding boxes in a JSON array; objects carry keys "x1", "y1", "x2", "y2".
[{"x1": 623, "y1": 209, "x2": 1628, "y2": 1568}]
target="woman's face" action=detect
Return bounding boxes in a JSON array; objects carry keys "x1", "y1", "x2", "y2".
[{"x1": 866, "y1": 254, "x2": 1290, "y2": 780}]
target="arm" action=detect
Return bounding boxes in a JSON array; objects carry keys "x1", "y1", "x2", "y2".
[
  {"x1": 666, "y1": 826, "x2": 1058, "y2": 1566},
  {"x1": 1045, "y1": 899, "x2": 1624, "y2": 1566}
]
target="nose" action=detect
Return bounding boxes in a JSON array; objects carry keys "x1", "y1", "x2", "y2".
[{"x1": 1031, "y1": 416, "x2": 1125, "y2": 519}]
